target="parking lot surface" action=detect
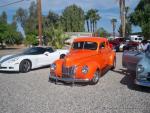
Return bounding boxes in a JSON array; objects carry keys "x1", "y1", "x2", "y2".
[{"x1": 0, "y1": 48, "x2": 150, "y2": 113}]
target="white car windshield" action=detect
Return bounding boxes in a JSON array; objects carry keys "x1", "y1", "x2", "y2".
[{"x1": 22, "y1": 47, "x2": 54, "y2": 55}]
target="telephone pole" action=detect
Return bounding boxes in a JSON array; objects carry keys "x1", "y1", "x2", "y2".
[{"x1": 37, "y1": 0, "x2": 42, "y2": 46}]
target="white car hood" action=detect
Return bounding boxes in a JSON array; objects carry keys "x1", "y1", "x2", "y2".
[{"x1": 0, "y1": 54, "x2": 24, "y2": 63}]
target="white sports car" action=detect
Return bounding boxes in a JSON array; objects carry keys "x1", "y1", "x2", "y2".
[{"x1": 0, "y1": 46, "x2": 68, "y2": 73}]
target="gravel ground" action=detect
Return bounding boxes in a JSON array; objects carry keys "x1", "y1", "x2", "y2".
[{"x1": 0, "y1": 49, "x2": 150, "y2": 113}]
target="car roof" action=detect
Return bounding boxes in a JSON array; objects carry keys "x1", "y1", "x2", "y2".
[
  {"x1": 74, "y1": 37, "x2": 108, "y2": 43},
  {"x1": 33, "y1": 46, "x2": 53, "y2": 49}
]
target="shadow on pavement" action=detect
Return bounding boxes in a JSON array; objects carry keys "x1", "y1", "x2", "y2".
[
  {"x1": 112, "y1": 69, "x2": 150, "y2": 93},
  {"x1": 0, "y1": 71, "x2": 19, "y2": 74}
]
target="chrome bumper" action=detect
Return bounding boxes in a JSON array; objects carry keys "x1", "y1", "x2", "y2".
[
  {"x1": 49, "y1": 74, "x2": 90, "y2": 83},
  {"x1": 135, "y1": 79, "x2": 150, "y2": 87}
]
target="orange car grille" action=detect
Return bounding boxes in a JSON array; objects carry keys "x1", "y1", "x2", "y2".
[{"x1": 62, "y1": 65, "x2": 75, "y2": 77}]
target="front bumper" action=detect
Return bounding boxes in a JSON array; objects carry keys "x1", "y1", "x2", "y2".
[
  {"x1": 135, "y1": 79, "x2": 150, "y2": 87},
  {"x1": 0, "y1": 62, "x2": 19, "y2": 72},
  {"x1": 49, "y1": 74, "x2": 90, "y2": 83}
]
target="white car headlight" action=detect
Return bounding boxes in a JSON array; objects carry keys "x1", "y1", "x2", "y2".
[
  {"x1": 137, "y1": 65, "x2": 144, "y2": 73},
  {"x1": 50, "y1": 63, "x2": 56, "y2": 70},
  {"x1": 82, "y1": 65, "x2": 88, "y2": 74}
]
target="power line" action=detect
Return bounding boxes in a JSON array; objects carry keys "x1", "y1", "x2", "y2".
[{"x1": 0, "y1": 0, "x2": 26, "y2": 7}]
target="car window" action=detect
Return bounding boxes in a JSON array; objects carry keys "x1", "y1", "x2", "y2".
[
  {"x1": 46, "y1": 47, "x2": 54, "y2": 53},
  {"x1": 72, "y1": 42, "x2": 84, "y2": 49},
  {"x1": 23, "y1": 47, "x2": 46, "y2": 55},
  {"x1": 100, "y1": 42, "x2": 105, "y2": 49},
  {"x1": 72, "y1": 41, "x2": 97, "y2": 50},
  {"x1": 84, "y1": 42, "x2": 97, "y2": 50}
]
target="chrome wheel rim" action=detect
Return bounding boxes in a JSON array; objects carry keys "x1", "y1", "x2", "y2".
[
  {"x1": 93, "y1": 71, "x2": 99, "y2": 83},
  {"x1": 23, "y1": 61, "x2": 30, "y2": 72}
]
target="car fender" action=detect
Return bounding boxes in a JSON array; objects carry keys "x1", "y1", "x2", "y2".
[
  {"x1": 108, "y1": 51, "x2": 116, "y2": 66},
  {"x1": 81, "y1": 61, "x2": 101, "y2": 80},
  {"x1": 53, "y1": 59, "x2": 64, "y2": 76}
]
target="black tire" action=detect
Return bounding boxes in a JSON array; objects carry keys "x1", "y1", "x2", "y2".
[
  {"x1": 90, "y1": 70, "x2": 101, "y2": 85},
  {"x1": 60, "y1": 54, "x2": 66, "y2": 59},
  {"x1": 111, "y1": 58, "x2": 116, "y2": 70},
  {"x1": 19, "y1": 60, "x2": 31, "y2": 73}
]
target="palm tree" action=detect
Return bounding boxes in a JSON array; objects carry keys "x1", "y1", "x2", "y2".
[
  {"x1": 87, "y1": 9, "x2": 94, "y2": 32},
  {"x1": 87, "y1": 9, "x2": 101, "y2": 32},
  {"x1": 85, "y1": 13, "x2": 90, "y2": 32},
  {"x1": 92, "y1": 10, "x2": 101, "y2": 32},
  {"x1": 111, "y1": 18, "x2": 117, "y2": 39}
]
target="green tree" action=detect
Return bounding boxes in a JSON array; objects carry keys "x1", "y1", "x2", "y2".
[
  {"x1": 85, "y1": 12, "x2": 90, "y2": 32},
  {"x1": 111, "y1": 18, "x2": 117, "y2": 38},
  {"x1": 24, "y1": 34, "x2": 38, "y2": 46},
  {"x1": 0, "y1": 22, "x2": 23, "y2": 46},
  {"x1": 0, "y1": 23, "x2": 7, "y2": 46},
  {"x1": 14, "y1": 1, "x2": 38, "y2": 35},
  {"x1": 130, "y1": 0, "x2": 150, "y2": 39},
  {"x1": 61, "y1": 4, "x2": 85, "y2": 32},
  {"x1": 13, "y1": 8, "x2": 28, "y2": 29},
  {"x1": 0, "y1": 11, "x2": 7, "y2": 24},
  {"x1": 45, "y1": 26, "x2": 68, "y2": 49},
  {"x1": 87, "y1": 9, "x2": 101, "y2": 32},
  {"x1": 46, "y1": 11, "x2": 60, "y2": 27},
  {"x1": 95, "y1": 27, "x2": 110, "y2": 37}
]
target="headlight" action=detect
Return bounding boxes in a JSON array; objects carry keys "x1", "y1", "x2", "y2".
[
  {"x1": 137, "y1": 65, "x2": 144, "y2": 73},
  {"x1": 50, "y1": 63, "x2": 56, "y2": 70},
  {"x1": 82, "y1": 65, "x2": 88, "y2": 74}
]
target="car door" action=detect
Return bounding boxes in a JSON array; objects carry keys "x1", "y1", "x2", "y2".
[
  {"x1": 43, "y1": 47, "x2": 61, "y2": 65},
  {"x1": 98, "y1": 42, "x2": 107, "y2": 69},
  {"x1": 33, "y1": 49, "x2": 49, "y2": 67}
]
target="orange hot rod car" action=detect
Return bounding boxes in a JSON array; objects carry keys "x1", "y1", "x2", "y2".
[{"x1": 49, "y1": 37, "x2": 116, "y2": 84}]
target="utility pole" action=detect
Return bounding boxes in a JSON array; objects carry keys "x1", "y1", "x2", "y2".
[
  {"x1": 37, "y1": 0, "x2": 42, "y2": 46},
  {"x1": 120, "y1": 0, "x2": 126, "y2": 38}
]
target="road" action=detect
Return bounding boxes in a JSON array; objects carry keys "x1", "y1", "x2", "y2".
[{"x1": 0, "y1": 48, "x2": 150, "y2": 113}]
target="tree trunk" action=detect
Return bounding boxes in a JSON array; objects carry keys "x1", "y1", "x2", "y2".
[
  {"x1": 90, "y1": 20, "x2": 92, "y2": 32},
  {"x1": 93, "y1": 21, "x2": 95, "y2": 32},
  {"x1": 86, "y1": 20, "x2": 89, "y2": 32}
]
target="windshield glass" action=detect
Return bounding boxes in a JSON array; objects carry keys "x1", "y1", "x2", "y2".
[
  {"x1": 72, "y1": 41, "x2": 97, "y2": 50},
  {"x1": 23, "y1": 47, "x2": 46, "y2": 55}
]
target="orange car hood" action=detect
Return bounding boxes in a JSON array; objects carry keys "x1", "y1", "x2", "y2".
[{"x1": 63, "y1": 50, "x2": 97, "y2": 66}]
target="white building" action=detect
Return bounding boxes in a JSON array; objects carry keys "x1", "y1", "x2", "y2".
[{"x1": 65, "y1": 32, "x2": 93, "y2": 44}]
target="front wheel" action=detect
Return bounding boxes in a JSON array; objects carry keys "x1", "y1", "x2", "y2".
[
  {"x1": 90, "y1": 70, "x2": 101, "y2": 85},
  {"x1": 19, "y1": 60, "x2": 31, "y2": 73}
]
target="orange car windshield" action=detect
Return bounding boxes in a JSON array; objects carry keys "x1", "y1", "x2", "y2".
[{"x1": 72, "y1": 41, "x2": 97, "y2": 50}]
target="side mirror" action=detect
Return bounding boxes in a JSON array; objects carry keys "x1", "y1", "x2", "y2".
[{"x1": 44, "y1": 52, "x2": 49, "y2": 56}]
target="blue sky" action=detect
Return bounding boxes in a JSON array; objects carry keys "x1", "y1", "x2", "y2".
[{"x1": 0, "y1": 0, "x2": 141, "y2": 34}]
